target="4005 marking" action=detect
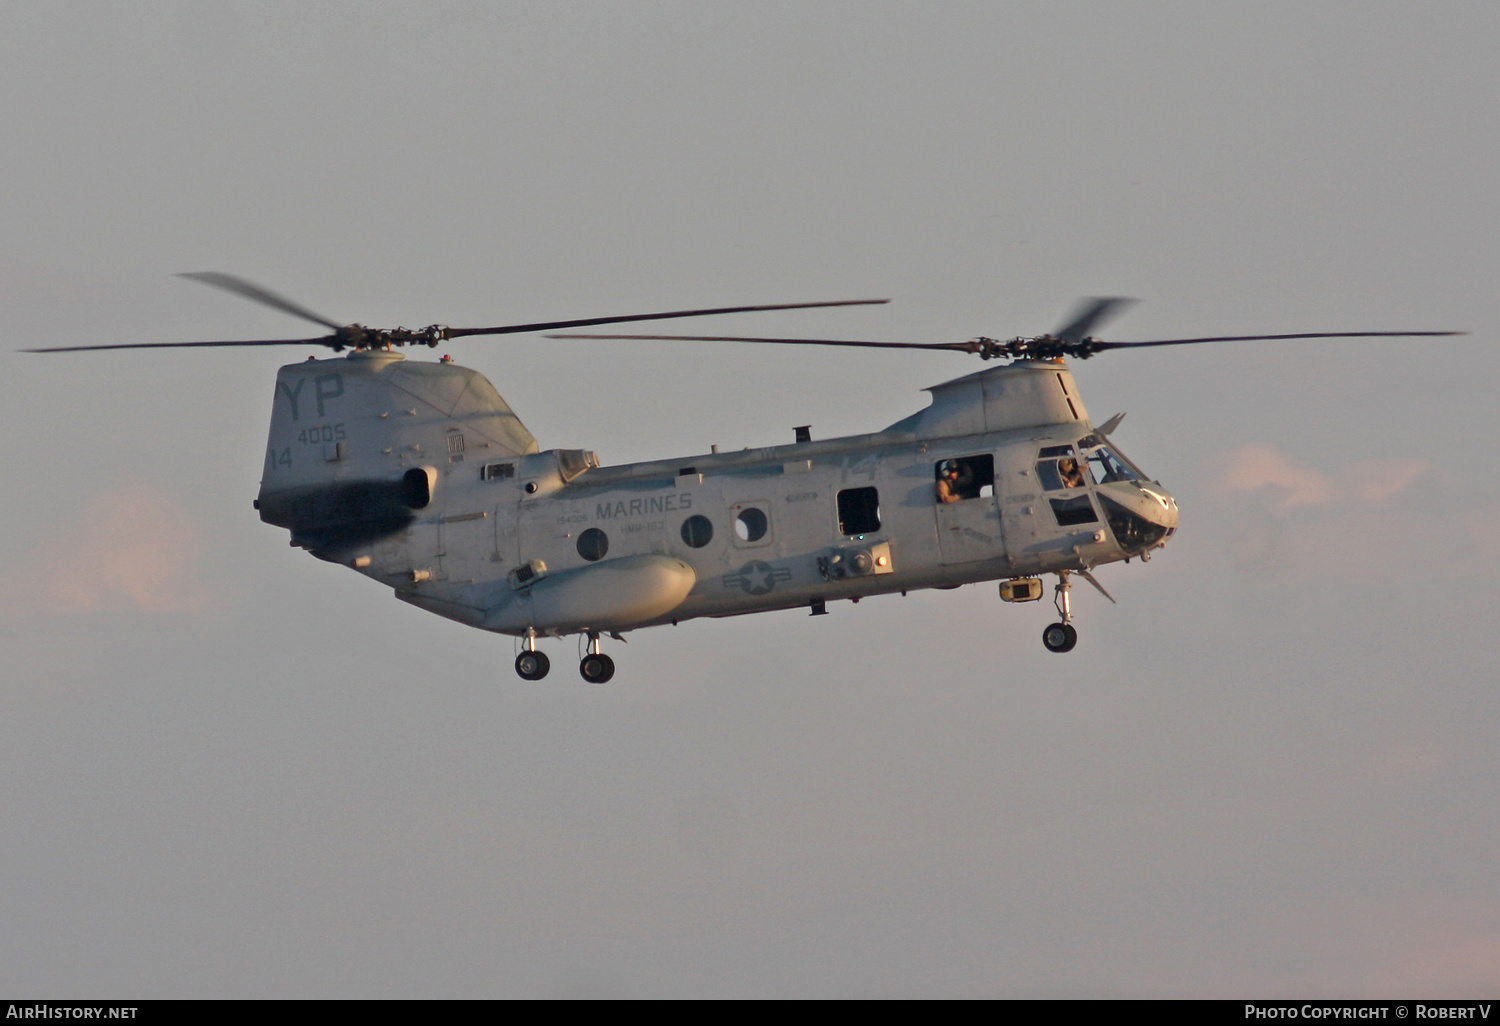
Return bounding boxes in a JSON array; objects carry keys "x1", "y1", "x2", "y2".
[{"x1": 296, "y1": 423, "x2": 346, "y2": 445}]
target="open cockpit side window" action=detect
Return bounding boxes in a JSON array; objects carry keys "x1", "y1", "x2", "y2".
[
  {"x1": 934, "y1": 454, "x2": 995, "y2": 504},
  {"x1": 1035, "y1": 445, "x2": 1087, "y2": 491}
]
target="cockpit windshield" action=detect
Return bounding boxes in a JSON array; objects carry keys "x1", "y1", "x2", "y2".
[
  {"x1": 1085, "y1": 446, "x2": 1137, "y2": 484},
  {"x1": 1077, "y1": 436, "x2": 1145, "y2": 485}
]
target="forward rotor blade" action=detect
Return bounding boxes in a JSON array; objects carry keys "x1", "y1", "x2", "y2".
[
  {"x1": 179, "y1": 272, "x2": 344, "y2": 331},
  {"x1": 1054, "y1": 297, "x2": 1137, "y2": 342},
  {"x1": 24, "y1": 337, "x2": 334, "y2": 353},
  {"x1": 1077, "y1": 570, "x2": 1116, "y2": 604},
  {"x1": 446, "y1": 299, "x2": 888, "y2": 338},
  {"x1": 545, "y1": 332, "x2": 976, "y2": 353},
  {"x1": 1091, "y1": 330, "x2": 1465, "y2": 351}
]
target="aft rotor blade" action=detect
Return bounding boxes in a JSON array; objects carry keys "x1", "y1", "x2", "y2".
[
  {"x1": 445, "y1": 299, "x2": 889, "y2": 338},
  {"x1": 1054, "y1": 297, "x2": 1137, "y2": 343},
  {"x1": 24, "y1": 337, "x2": 335, "y2": 353},
  {"x1": 179, "y1": 272, "x2": 344, "y2": 331},
  {"x1": 1091, "y1": 330, "x2": 1465, "y2": 351},
  {"x1": 545, "y1": 332, "x2": 978, "y2": 353}
]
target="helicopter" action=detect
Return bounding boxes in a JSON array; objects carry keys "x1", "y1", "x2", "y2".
[{"x1": 27, "y1": 275, "x2": 1460, "y2": 683}]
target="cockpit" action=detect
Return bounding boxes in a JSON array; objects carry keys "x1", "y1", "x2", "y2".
[{"x1": 1035, "y1": 435, "x2": 1177, "y2": 555}]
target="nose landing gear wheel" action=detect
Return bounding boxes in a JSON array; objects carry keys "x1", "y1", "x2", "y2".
[
  {"x1": 580, "y1": 653, "x2": 615, "y2": 684},
  {"x1": 515, "y1": 650, "x2": 550, "y2": 681},
  {"x1": 1042, "y1": 622, "x2": 1078, "y2": 653}
]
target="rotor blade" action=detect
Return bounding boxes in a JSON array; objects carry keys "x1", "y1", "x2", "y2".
[
  {"x1": 1077, "y1": 570, "x2": 1116, "y2": 604},
  {"x1": 1091, "y1": 330, "x2": 1465, "y2": 351},
  {"x1": 179, "y1": 272, "x2": 345, "y2": 331},
  {"x1": 1054, "y1": 297, "x2": 1137, "y2": 342},
  {"x1": 445, "y1": 299, "x2": 889, "y2": 338},
  {"x1": 1096, "y1": 412, "x2": 1126, "y2": 435},
  {"x1": 24, "y1": 337, "x2": 334, "y2": 353},
  {"x1": 544, "y1": 332, "x2": 977, "y2": 353}
]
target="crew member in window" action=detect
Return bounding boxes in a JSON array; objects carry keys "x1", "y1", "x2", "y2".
[
  {"x1": 937, "y1": 460, "x2": 969, "y2": 503},
  {"x1": 1058, "y1": 457, "x2": 1086, "y2": 489}
]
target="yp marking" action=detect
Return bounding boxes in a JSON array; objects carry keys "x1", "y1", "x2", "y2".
[{"x1": 277, "y1": 373, "x2": 345, "y2": 421}]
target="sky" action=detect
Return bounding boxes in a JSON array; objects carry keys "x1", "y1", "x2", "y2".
[{"x1": 1, "y1": 1, "x2": 1497, "y2": 998}]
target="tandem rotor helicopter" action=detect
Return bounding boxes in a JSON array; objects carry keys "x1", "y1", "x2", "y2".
[{"x1": 28, "y1": 275, "x2": 1460, "y2": 682}]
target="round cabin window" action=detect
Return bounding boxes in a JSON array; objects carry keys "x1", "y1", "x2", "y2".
[
  {"x1": 576, "y1": 527, "x2": 609, "y2": 562},
  {"x1": 680, "y1": 514, "x2": 714, "y2": 548},
  {"x1": 734, "y1": 507, "x2": 768, "y2": 543}
]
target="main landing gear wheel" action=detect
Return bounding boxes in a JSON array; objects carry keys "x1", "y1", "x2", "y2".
[
  {"x1": 515, "y1": 650, "x2": 550, "y2": 681},
  {"x1": 1042, "y1": 622, "x2": 1078, "y2": 653},
  {"x1": 580, "y1": 653, "x2": 615, "y2": 684}
]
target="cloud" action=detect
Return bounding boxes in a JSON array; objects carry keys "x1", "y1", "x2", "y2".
[
  {"x1": 1381, "y1": 933, "x2": 1500, "y2": 995},
  {"x1": 1216, "y1": 444, "x2": 1429, "y2": 511},
  {"x1": 1202, "y1": 444, "x2": 1457, "y2": 578},
  {"x1": 1, "y1": 485, "x2": 212, "y2": 617},
  {"x1": 1218, "y1": 443, "x2": 1338, "y2": 509}
]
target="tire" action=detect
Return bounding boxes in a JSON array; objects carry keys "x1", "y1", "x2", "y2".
[
  {"x1": 515, "y1": 650, "x2": 550, "y2": 681},
  {"x1": 1042, "y1": 622, "x2": 1078, "y2": 654},
  {"x1": 579, "y1": 653, "x2": 616, "y2": 684}
]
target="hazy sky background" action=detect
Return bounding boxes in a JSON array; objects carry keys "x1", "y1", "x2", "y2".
[{"x1": 2, "y1": 1, "x2": 1496, "y2": 998}]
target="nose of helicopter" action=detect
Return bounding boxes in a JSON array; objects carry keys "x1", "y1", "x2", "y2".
[
  {"x1": 1095, "y1": 480, "x2": 1178, "y2": 556},
  {"x1": 1141, "y1": 483, "x2": 1179, "y2": 533}
]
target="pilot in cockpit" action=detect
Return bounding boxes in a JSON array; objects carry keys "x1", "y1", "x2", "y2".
[{"x1": 1058, "y1": 457, "x2": 1086, "y2": 489}]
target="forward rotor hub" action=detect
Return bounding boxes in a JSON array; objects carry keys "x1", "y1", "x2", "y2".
[
  {"x1": 333, "y1": 324, "x2": 450, "y2": 351},
  {"x1": 965, "y1": 335, "x2": 1100, "y2": 361}
]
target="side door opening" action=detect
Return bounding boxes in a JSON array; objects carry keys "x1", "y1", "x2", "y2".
[{"x1": 933, "y1": 453, "x2": 1002, "y2": 565}]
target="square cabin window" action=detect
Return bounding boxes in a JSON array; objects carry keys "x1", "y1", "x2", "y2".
[
  {"x1": 934, "y1": 454, "x2": 995, "y2": 502},
  {"x1": 837, "y1": 487, "x2": 881, "y2": 536}
]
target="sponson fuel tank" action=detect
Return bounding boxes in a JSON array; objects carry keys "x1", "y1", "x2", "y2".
[{"x1": 481, "y1": 554, "x2": 697, "y2": 634}]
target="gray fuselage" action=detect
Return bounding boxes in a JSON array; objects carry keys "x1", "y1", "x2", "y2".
[{"x1": 256, "y1": 351, "x2": 1178, "y2": 638}]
